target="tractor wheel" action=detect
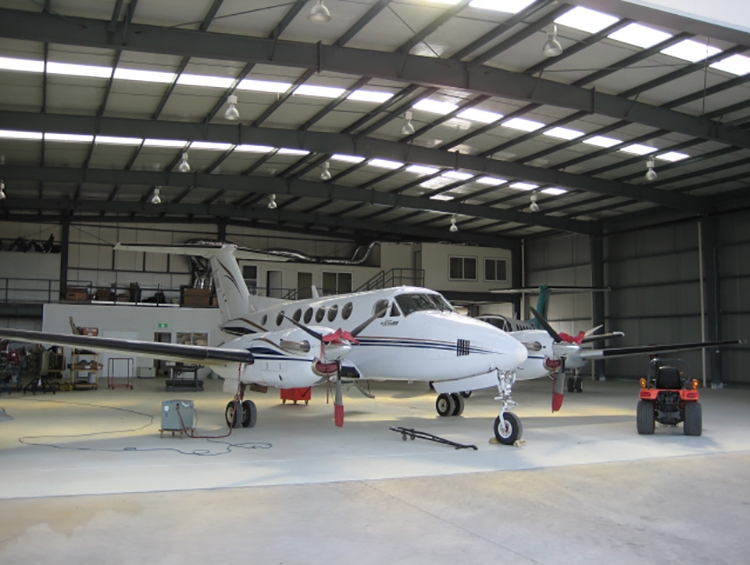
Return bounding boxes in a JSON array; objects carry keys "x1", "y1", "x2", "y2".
[
  {"x1": 683, "y1": 401, "x2": 702, "y2": 436},
  {"x1": 494, "y1": 412, "x2": 523, "y2": 445},
  {"x1": 636, "y1": 400, "x2": 655, "y2": 435}
]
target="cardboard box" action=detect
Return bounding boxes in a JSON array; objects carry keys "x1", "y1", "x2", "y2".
[
  {"x1": 181, "y1": 287, "x2": 211, "y2": 307},
  {"x1": 65, "y1": 288, "x2": 89, "y2": 302}
]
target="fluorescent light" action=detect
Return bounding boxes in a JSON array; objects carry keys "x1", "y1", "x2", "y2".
[
  {"x1": 413, "y1": 99, "x2": 459, "y2": 115},
  {"x1": 430, "y1": 194, "x2": 454, "y2": 201},
  {"x1": 190, "y1": 141, "x2": 233, "y2": 151},
  {"x1": 177, "y1": 74, "x2": 234, "y2": 88},
  {"x1": 608, "y1": 23, "x2": 672, "y2": 49},
  {"x1": 0, "y1": 129, "x2": 43, "y2": 140},
  {"x1": 657, "y1": 151, "x2": 689, "y2": 162},
  {"x1": 555, "y1": 6, "x2": 619, "y2": 34},
  {"x1": 331, "y1": 154, "x2": 366, "y2": 163},
  {"x1": 237, "y1": 78, "x2": 291, "y2": 93},
  {"x1": 475, "y1": 176, "x2": 506, "y2": 186},
  {"x1": 510, "y1": 182, "x2": 538, "y2": 191},
  {"x1": 95, "y1": 135, "x2": 143, "y2": 145},
  {"x1": 457, "y1": 108, "x2": 503, "y2": 123},
  {"x1": 113, "y1": 68, "x2": 176, "y2": 83},
  {"x1": 234, "y1": 144, "x2": 274, "y2": 153},
  {"x1": 368, "y1": 159, "x2": 403, "y2": 169},
  {"x1": 661, "y1": 39, "x2": 722, "y2": 62},
  {"x1": 277, "y1": 148, "x2": 310, "y2": 156},
  {"x1": 544, "y1": 127, "x2": 584, "y2": 140},
  {"x1": 469, "y1": 0, "x2": 535, "y2": 13},
  {"x1": 441, "y1": 171, "x2": 473, "y2": 181},
  {"x1": 0, "y1": 56, "x2": 44, "y2": 73},
  {"x1": 620, "y1": 144, "x2": 657, "y2": 155},
  {"x1": 347, "y1": 90, "x2": 394, "y2": 103},
  {"x1": 542, "y1": 187, "x2": 567, "y2": 195},
  {"x1": 406, "y1": 165, "x2": 440, "y2": 175},
  {"x1": 45, "y1": 133, "x2": 94, "y2": 143},
  {"x1": 710, "y1": 54, "x2": 750, "y2": 76},
  {"x1": 583, "y1": 135, "x2": 622, "y2": 148},
  {"x1": 504, "y1": 117, "x2": 545, "y2": 132},
  {"x1": 294, "y1": 85, "x2": 346, "y2": 98},
  {"x1": 143, "y1": 139, "x2": 190, "y2": 148},
  {"x1": 47, "y1": 62, "x2": 112, "y2": 79}
]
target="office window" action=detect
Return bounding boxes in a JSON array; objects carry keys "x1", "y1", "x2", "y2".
[
  {"x1": 322, "y1": 272, "x2": 352, "y2": 295},
  {"x1": 485, "y1": 258, "x2": 508, "y2": 282},
  {"x1": 449, "y1": 256, "x2": 477, "y2": 280}
]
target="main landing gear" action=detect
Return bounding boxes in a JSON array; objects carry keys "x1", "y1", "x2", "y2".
[
  {"x1": 435, "y1": 392, "x2": 465, "y2": 416},
  {"x1": 567, "y1": 371, "x2": 584, "y2": 393},
  {"x1": 225, "y1": 384, "x2": 258, "y2": 428}
]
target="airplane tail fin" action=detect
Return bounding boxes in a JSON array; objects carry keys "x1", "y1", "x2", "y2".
[{"x1": 527, "y1": 285, "x2": 550, "y2": 329}]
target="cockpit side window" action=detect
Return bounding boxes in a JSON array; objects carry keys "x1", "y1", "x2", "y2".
[
  {"x1": 395, "y1": 293, "x2": 454, "y2": 316},
  {"x1": 374, "y1": 299, "x2": 389, "y2": 318},
  {"x1": 389, "y1": 303, "x2": 401, "y2": 317}
]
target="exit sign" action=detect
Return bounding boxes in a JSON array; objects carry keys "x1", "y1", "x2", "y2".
[{"x1": 158, "y1": 323, "x2": 168, "y2": 328}]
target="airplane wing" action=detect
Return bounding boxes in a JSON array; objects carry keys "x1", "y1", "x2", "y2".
[
  {"x1": 0, "y1": 328, "x2": 253, "y2": 366},
  {"x1": 579, "y1": 339, "x2": 743, "y2": 360}
]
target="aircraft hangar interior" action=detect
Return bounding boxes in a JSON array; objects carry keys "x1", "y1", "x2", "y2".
[{"x1": 0, "y1": 0, "x2": 749, "y2": 563}]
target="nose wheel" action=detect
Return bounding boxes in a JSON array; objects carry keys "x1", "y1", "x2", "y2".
[{"x1": 494, "y1": 371, "x2": 523, "y2": 445}]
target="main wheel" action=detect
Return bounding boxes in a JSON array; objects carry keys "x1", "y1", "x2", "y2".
[
  {"x1": 460, "y1": 391, "x2": 472, "y2": 398},
  {"x1": 567, "y1": 377, "x2": 575, "y2": 393},
  {"x1": 493, "y1": 412, "x2": 523, "y2": 445},
  {"x1": 435, "y1": 393, "x2": 456, "y2": 417},
  {"x1": 683, "y1": 401, "x2": 702, "y2": 436},
  {"x1": 636, "y1": 400, "x2": 655, "y2": 435},
  {"x1": 225, "y1": 400, "x2": 241, "y2": 428},
  {"x1": 450, "y1": 393, "x2": 465, "y2": 416},
  {"x1": 241, "y1": 399, "x2": 258, "y2": 428},
  {"x1": 574, "y1": 377, "x2": 584, "y2": 393}
]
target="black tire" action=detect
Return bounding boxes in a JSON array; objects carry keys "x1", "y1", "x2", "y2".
[
  {"x1": 241, "y1": 399, "x2": 258, "y2": 428},
  {"x1": 493, "y1": 412, "x2": 523, "y2": 445},
  {"x1": 574, "y1": 377, "x2": 584, "y2": 393},
  {"x1": 636, "y1": 400, "x2": 655, "y2": 435},
  {"x1": 683, "y1": 401, "x2": 702, "y2": 436},
  {"x1": 225, "y1": 400, "x2": 241, "y2": 428},
  {"x1": 460, "y1": 391, "x2": 472, "y2": 398},
  {"x1": 435, "y1": 393, "x2": 456, "y2": 417},
  {"x1": 567, "y1": 377, "x2": 575, "y2": 393},
  {"x1": 451, "y1": 393, "x2": 465, "y2": 416}
]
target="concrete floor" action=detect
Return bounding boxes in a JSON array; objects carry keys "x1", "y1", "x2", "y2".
[{"x1": 1, "y1": 376, "x2": 749, "y2": 564}]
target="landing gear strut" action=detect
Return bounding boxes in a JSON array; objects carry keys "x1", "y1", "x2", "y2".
[
  {"x1": 494, "y1": 371, "x2": 522, "y2": 445},
  {"x1": 567, "y1": 372, "x2": 584, "y2": 393}
]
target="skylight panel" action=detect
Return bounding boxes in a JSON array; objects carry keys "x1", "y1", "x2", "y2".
[
  {"x1": 657, "y1": 151, "x2": 689, "y2": 162},
  {"x1": 555, "y1": 6, "x2": 619, "y2": 34},
  {"x1": 177, "y1": 74, "x2": 234, "y2": 88},
  {"x1": 331, "y1": 154, "x2": 366, "y2": 163},
  {"x1": 710, "y1": 54, "x2": 750, "y2": 76},
  {"x1": 237, "y1": 78, "x2": 291, "y2": 93},
  {"x1": 294, "y1": 85, "x2": 346, "y2": 99},
  {"x1": 0, "y1": 56, "x2": 44, "y2": 73},
  {"x1": 44, "y1": 133, "x2": 94, "y2": 143},
  {"x1": 469, "y1": 0, "x2": 536, "y2": 14},
  {"x1": 406, "y1": 165, "x2": 440, "y2": 175},
  {"x1": 95, "y1": 136, "x2": 143, "y2": 145},
  {"x1": 475, "y1": 176, "x2": 506, "y2": 186},
  {"x1": 143, "y1": 139, "x2": 190, "y2": 148},
  {"x1": 542, "y1": 187, "x2": 567, "y2": 195},
  {"x1": 413, "y1": 99, "x2": 459, "y2": 115},
  {"x1": 234, "y1": 144, "x2": 274, "y2": 153},
  {"x1": 368, "y1": 159, "x2": 403, "y2": 169},
  {"x1": 47, "y1": 62, "x2": 111, "y2": 79},
  {"x1": 457, "y1": 108, "x2": 503, "y2": 123},
  {"x1": 0, "y1": 129, "x2": 43, "y2": 140},
  {"x1": 543, "y1": 127, "x2": 584, "y2": 140},
  {"x1": 441, "y1": 171, "x2": 473, "y2": 181},
  {"x1": 504, "y1": 117, "x2": 545, "y2": 132},
  {"x1": 583, "y1": 135, "x2": 622, "y2": 148},
  {"x1": 113, "y1": 68, "x2": 176, "y2": 84},
  {"x1": 347, "y1": 90, "x2": 394, "y2": 103},
  {"x1": 620, "y1": 144, "x2": 657, "y2": 155},
  {"x1": 661, "y1": 39, "x2": 722, "y2": 62},
  {"x1": 190, "y1": 141, "x2": 233, "y2": 151},
  {"x1": 608, "y1": 23, "x2": 672, "y2": 49},
  {"x1": 510, "y1": 182, "x2": 538, "y2": 191},
  {"x1": 277, "y1": 148, "x2": 310, "y2": 156}
]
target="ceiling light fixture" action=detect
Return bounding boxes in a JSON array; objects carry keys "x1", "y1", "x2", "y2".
[
  {"x1": 529, "y1": 193, "x2": 540, "y2": 213},
  {"x1": 224, "y1": 94, "x2": 240, "y2": 121},
  {"x1": 543, "y1": 24, "x2": 563, "y2": 57},
  {"x1": 320, "y1": 161, "x2": 332, "y2": 181},
  {"x1": 645, "y1": 157, "x2": 657, "y2": 181},
  {"x1": 176, "y1": 152, "x2": 191, "y2": 173},
  {"x1": 268, "y1": 194, "x2": 278, "y2": 209},
  {"x1": 449, "y1": 215, "x2": 458, "y2": 233},
  {"x1": 308, "y1": 0, "x2": 332, "y2": 23},
  {"x1": 0, "y1": 180, "x2": 6, "y2": 200},
  {"x1": 150, "y1": 187, "x2": 162, "y2": 204},
  {"x1": 401, "y1": 111, "x2": 416, "y2": 136}
]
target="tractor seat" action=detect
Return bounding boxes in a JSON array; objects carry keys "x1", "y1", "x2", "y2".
[{"x1": 656, "y1": 366, "x2": 681, "y2": 389}]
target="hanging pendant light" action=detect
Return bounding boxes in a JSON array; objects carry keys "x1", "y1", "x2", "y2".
[
  {"x1": 177, "y1": 152, "x2": 191, "y2": 173},
  {"x1": 543, "y1": 24, "x2": 563, "y2": 58},
  {"x1": 401, "y1": 111, "x2": 416, "y2": 136},
  {"x1": 308, "y1": 0, "x2": 332, "y2": 23},
  {"x1": 224, "y1": 94, "x2": 240, "y2": 121},
  {"x1": 150, "y1": 187, "x2": 162, "y2": 204},
  {"x1": 320, "y1": 161, "x2": 332, "y2": 181}
]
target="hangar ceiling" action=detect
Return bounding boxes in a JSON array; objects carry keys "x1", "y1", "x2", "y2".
[{"x1": 0, "y1": 0, "x2": 749, "y2": 246}]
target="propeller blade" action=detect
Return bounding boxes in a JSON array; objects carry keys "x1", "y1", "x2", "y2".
[
  {"x1": 581, "y1": 331, "x2": 624, "y2": 344},
  {"x1": 584, "y1": 324, "x2": 603, "y2": 337},
  {"x1": 334, "y1": 362, "x2": 344, "y2": 427},
  {"x1": 350, "y1": 306, "x2": 388, "y2": 337},
  {"x1": 530, "y1": 307, "x2": 563, "y2": 343}
]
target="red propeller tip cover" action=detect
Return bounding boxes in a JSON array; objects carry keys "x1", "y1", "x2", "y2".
[
  {"x1": 334, "y1": 404, "x2": 344, "y2": 427},
  {"x1": 552, "y1": 392, "x2": 564, "y2": 412}
]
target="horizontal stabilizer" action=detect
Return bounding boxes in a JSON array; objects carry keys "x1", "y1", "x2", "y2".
[{"x1": 114, "y1": 242, "x2": 291, "y2": 262}]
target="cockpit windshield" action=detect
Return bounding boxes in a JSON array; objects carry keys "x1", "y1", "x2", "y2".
[{"x1": 395, "y1": 293, "x2": 454, "y2": 316}]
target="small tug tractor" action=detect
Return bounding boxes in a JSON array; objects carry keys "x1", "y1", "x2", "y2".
[{"x1": 637, "y1": 361, "x2": 702, "y2": 436}]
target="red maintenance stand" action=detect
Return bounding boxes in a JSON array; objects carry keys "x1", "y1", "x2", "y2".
[{"x1": 107, "y1": 357, "x2": 134, "y2": 389}]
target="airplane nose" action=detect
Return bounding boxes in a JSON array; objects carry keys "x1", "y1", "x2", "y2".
[{"x1": 495, "y1": 332, "x2": 528, "y2": 371}]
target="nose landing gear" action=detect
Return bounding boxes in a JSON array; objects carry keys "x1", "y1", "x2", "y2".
[{"x1": 493, "y1": 371, "x2": 523, "y2": 445}]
